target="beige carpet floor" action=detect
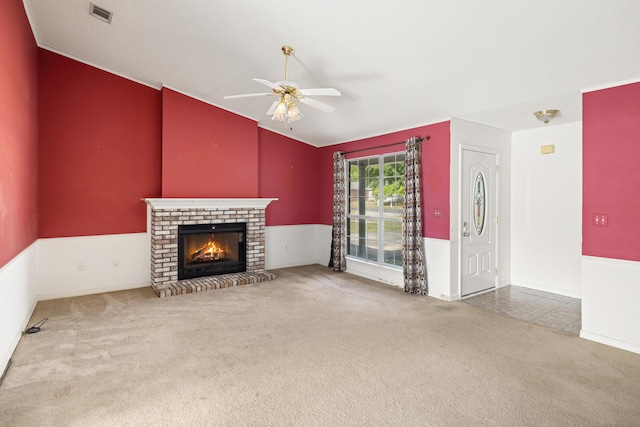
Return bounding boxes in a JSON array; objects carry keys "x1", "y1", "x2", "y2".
[{"x1": 1, "y1": 264, "x2": 639, "y2": 426}]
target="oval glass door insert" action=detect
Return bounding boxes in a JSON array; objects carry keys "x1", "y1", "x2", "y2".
[{"x1": 473, "y1": 172, "x2": 486, "y2": 235}]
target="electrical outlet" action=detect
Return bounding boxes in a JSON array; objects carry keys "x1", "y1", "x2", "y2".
[
  {"x1": 77, "y1": 262, "x2": 85, "y2": 271},
  {"x1": 593, "y1": 214, "x2": 608, "y2": 227}
]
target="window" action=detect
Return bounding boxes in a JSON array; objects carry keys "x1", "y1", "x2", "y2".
[
  {"x1": 347, "y1": 153, "x2": 405, "y2": 268},
  {"x1": 473, "y1": 171, "x2": 486, "y2": 235}
]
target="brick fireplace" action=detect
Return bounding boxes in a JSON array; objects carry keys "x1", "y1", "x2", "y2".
[{"x1": 144, "y1": 198, "x2": 277, "y2": 297}]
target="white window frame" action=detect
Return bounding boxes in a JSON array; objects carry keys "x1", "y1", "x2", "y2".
[{"x1": 346, "y1": 152, "x2": 404, "y2": 269}]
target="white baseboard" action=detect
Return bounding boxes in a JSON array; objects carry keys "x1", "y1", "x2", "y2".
[
  {"x1": 434, "y1": 293, "x2": 460, "y2": 302},
  {"x1": 580, "y1": 330, "x2": 640, "y2": 355},
  {"x1": 510, "y1": 280, "x2": 582, "y2": 299}
]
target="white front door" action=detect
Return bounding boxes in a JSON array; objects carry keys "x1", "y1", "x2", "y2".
[{"x1": 461, "y1": 149, "x2": 498, "y2": 297}]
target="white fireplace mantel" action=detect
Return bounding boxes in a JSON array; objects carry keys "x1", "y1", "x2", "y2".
[{"x1": 144, "y1": 198, "x2": 278, "y2": 210}]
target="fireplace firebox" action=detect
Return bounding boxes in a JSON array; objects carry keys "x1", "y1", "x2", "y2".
[{"x1": 178, "y1": 223, "x2": 246, "y2": 280}]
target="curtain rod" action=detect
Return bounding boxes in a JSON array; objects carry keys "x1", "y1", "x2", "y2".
[{"x1": 342, "y1": 136, "x2": 430, "y2": 155}]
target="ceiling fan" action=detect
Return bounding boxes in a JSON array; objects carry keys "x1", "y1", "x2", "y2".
[{"x1": 224, "y1": 46, "x2": 341, "y2": 123}]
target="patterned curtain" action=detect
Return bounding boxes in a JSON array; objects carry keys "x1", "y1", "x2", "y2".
[
  {"x1": 328, "y1": 151, "x2": 347, "y2": 272},
  {"x1": 403, "y1": 137, "x2": 428, "y2": 295}
]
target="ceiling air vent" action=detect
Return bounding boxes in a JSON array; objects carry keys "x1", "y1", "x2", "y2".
[{"x1": 90, "y1": 3, "x2": 113, "y2": 24}]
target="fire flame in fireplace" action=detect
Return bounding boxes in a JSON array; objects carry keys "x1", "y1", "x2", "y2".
[{"x1": 191, "y1": 234, "x2": 226, "y2": 261}]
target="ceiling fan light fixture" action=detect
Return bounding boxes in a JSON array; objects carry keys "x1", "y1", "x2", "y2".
[
  {"x1": 287, "y1": 102, "x2": 303, "y2": 122},
  {"x1": 225, "y1": 45, "x2": 340, "y2": 122},
  {"x1": 272, "y1": 98, "x2": 288, "y2": 121},
  {"x1": 272, "y1": 94, "x2": 303, "y2": 123},
  {"x1": 534, "y1": 109, "x2": 560, "y2": 124}
]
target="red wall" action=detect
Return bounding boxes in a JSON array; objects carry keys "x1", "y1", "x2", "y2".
[
  {"x1": 318, "y1": 122, "x2": 451, "y2": 239},
  {"x1": 33, "y1": 50, "x2": 451, "y2": 241},
  {"x1": 0, "y1": 0, "x2": 38, "y2": 267},
  {"x1": 583, "y1": 82, "x2": 640, "y2": 262},
  {"x1": 161, "y1": 88, "x2": 259, "y2": 198},
  {"x1": 258, "y1": 129, "x2": 320, "y2": 225},
  {"x1": 38, "y1": 50, "x2": 162, "y2": 237},
  {"x1": 421, "y1": 122, "x2": 451, "y2": 239}
]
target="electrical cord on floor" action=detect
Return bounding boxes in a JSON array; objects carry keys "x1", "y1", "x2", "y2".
[{"x1": 24, "y1": 318, "x2": 48, "y2": 334}]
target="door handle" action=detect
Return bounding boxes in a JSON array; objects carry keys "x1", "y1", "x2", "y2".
[{"x1": 462, "y1": 221, "x2": 470, "y2": 237}]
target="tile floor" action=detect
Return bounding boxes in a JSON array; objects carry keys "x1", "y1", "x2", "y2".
[{"x1": 462, "y1": 285, "x2": 582, "y2": 335}]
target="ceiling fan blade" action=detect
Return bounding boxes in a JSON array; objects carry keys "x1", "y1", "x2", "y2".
[
  {"x1": 299, "y1": 88, "x2": 341, "y2": 97},
  {"x1": 266, "y1": 99, "x2": 279, "y2": 115},
  {"x1": 224, "y1": 93, "x2": 272, "y2": 99},
  {"x1": 298, "y1": 97, "x2": 335, "y2": 113},
  {"x1": 253, "y1": 78, "x2": 281, "y2": 90}
]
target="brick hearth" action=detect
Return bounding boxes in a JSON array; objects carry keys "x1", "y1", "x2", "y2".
[
  {"x1": 144, "y1": 198, "x2": 277, "y2": 298},
  {"x1": 153, "y1": 271, "x2": 276, "y2": 297}
]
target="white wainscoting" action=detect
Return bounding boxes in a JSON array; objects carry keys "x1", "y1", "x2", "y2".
[
  {"x1": 581, "y1": 256, "x2": 640, "y2": 354},
  {"x1": 314, "y1": 225, "x2": 454, "y2": 301},
  {"x1": 37, "y1": 233, "x2": 150, "y2": 300},
  {"x1": 345, "y1": 238, "x2": 454, "y2": 300},
  {"x1": 425, "y1": 237, "x2": 455, "y2": 301},
  {"x1": 265, "y1": 224, "x2": 331, "y2": 269},
  {"x1": 0, "y1": 242, "x2": 38, "y2": 375},
  {"x1": 33, "y1": 227, "x2": 454, "y2": 301},
  {"x1": 35, "y1": 225, "x2": 331, "y2": 300},
  {"x1": 345, "y1": 257, "x2": 404, "y2": 288}
]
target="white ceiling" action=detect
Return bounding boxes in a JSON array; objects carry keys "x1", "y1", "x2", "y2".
[{"x1": 23, "y1": 0, "x2": 640, "y2": 147}]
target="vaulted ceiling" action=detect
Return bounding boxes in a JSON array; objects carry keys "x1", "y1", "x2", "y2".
[{"x1": 23, "y1": 0, "x2": 640, "y2": 146}]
